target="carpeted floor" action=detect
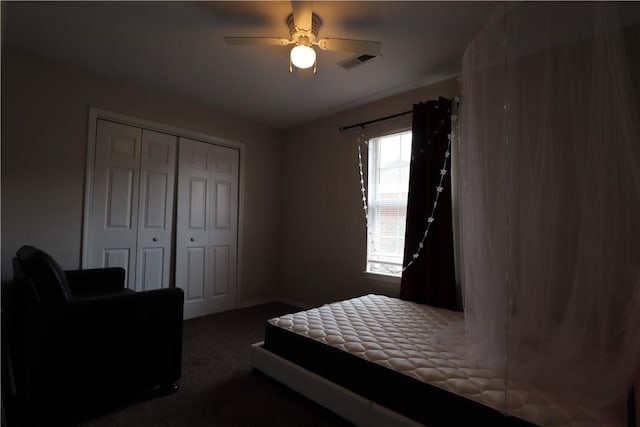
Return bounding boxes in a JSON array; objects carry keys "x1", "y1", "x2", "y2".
[{"x1": 79, "y1": 302, "x2": 354, "y2": 427}]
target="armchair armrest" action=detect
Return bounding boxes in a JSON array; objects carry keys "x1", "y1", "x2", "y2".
[{"x1": 64, "y1": 267, "x2": 126, "y2": 298}]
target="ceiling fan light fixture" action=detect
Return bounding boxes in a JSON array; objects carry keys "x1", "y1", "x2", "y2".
[{"x1": 290, "y1": 45, "x2": 316, "y2": 69}]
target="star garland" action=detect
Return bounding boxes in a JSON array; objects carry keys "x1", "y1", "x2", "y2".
[
  {"x1": 356, "y1": 127, "x2": 369, "y2": 229},
  {"x1": 402, "y1": 129, "x2": 453, "y2": 272}
]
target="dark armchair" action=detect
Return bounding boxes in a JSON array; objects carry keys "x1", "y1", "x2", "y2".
[{"x1": 2, "y1": 245, "x2": 184, "y2": 426}]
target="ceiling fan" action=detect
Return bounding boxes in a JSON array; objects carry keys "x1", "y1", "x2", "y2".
[{"x1": 224, "y1": 1, "x2": 382, "y2": 74}]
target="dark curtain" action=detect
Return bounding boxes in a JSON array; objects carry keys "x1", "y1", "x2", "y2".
[{"x1": 399, "y1": 98, "x2": 459, "y2": 311}]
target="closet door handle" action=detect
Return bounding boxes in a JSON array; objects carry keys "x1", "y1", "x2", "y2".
[
  {"x1": 190, "y1": 237, "x2": 195, "y2": 242},
  {"x1": 152, "y1": 237, "x2": 158, "y2": 242}
]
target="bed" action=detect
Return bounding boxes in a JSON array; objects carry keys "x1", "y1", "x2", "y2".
[{"x1": 251, "y1": 294, "x2": 626, "y2": 427}]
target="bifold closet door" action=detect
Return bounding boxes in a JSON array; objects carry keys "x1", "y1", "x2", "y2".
[
  {"x1": 135, "y1": 129, "x2": 176, "y2": 291},
  {"x1": 176, "y1": 137, "x2": 239, "y2": 319},
  {"x1": 86, "y1": 119, "x2": 176, "y2": 291}
]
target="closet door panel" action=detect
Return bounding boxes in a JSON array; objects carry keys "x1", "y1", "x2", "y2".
[
  {"x1": 209, "y1": 144, "x2": 239, "y2": 313},
  {"x1": 212, "y1": 245, "x2": 230, "y2": 296},
  {"x1": 214, "y1": 181, "x2": 231, "y2": 229},
  {"x1": 141, "y1": 172, "x2": 168, "y2": 228},
  {"x1": 176, "y1": 138, "x2": 212, "y2": 318},
  {"x1": 139, "y1": 248, "x2": 165, "y2": 291},
  {"x1": 106, "y1": 168, "x2": 136, "y2": 228},
  {"x1": 186, "y1": 246, "x2": 206, "y2": 300},
  {"x1": 136, "y1": 130, "x2": 176, "y2": 291},
  {"x1": 103, "y1": 249, "x2": 131, "y2": 271},
  {"x1": 188, "y1": 178, "x2": 207, "y2": 230},
  {"x1": 89, "y1": 120, "x2": 142, "y2": 289}
]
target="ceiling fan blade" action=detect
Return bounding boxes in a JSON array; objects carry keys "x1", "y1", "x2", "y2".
[
  {"x1": 291, "y1": 1, "x2": 313, "y2": 31},
  {"x1": 224, "y1": 37, "x2": 290, "y2": 47},
  {"x1": 317, "y1": 38, "x2": 382, "y2": 56}
]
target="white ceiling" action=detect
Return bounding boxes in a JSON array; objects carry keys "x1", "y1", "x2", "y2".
[
  {"x1": 5, "y1": 2, "x2": 640, "y2": 130},
  {"x1": 3, "y1": 1, "x2": 498, "y2": 128},
  {"x1": 2, "y1": 1, "x2": 493, "y2": 129}
]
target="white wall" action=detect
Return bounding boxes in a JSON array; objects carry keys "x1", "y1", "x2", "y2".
[
  {"x1": 275, "y1": 22, "x2": 640, "y2": 309},
  {"x1": 11, "y1": 23, "x2": 635, "y2": 311},
  {"x1": 0, "y1": 46, "x2": 459, "y2": 311},
  {"x1": 278, "y1": 78, "x2": 459, "y2": 308},
  {"x1": 1, "y1": 48, "x2": 282, "y2": 306}
]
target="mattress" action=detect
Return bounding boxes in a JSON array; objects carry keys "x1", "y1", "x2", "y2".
[{"x1": 263, "y1": 294, "x2": 623, "y2": 427}]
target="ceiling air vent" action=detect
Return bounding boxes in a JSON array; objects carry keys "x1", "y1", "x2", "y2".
[{"x1": 338, "y1": 54, "x2": 377, "y2": 70}]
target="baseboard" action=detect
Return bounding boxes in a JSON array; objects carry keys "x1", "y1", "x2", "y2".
[
  {"x1": 236, "y1": 297, "x2": 314, "y2": 311},
  {"x1": 236, "y1": 297, "x2": 280, "y2": 309},
  {"x1": 273, "y1": 297, "x2": 314, "y2": 310}
]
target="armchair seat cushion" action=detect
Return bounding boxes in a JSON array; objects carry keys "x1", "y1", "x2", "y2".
[{"x1": 66, "y1": 267, "x2": 127, "y2": 298}]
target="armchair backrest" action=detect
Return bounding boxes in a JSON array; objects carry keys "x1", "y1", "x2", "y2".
[{"x1": 15, "y1": 245, "x2": 72, "y2": 303}]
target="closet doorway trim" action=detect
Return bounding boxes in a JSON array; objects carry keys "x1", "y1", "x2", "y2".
[{"x1": 82, "y1": 107, "x2": 246, "y2": 302}]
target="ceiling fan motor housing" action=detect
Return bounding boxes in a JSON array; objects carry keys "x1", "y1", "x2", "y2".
[{"x1": 287, "y1": 12, "x2": 321, "y2": 45}]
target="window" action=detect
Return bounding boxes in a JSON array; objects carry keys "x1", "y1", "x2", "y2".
[{"x1": 366, "y1": 130, "x2": 412, "y2": 276}]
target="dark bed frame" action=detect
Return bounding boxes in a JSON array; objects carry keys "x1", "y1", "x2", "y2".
[{"x1": 259, "y1": 321, "x2": 537, "y2": 427}]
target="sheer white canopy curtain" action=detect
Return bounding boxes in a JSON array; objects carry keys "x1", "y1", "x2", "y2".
[{"x1": 458, "y1": 1, "x2": 640, "y2": 411}]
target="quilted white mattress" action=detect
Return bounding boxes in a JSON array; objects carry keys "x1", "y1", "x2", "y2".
[{"x1": 267, "y1": 294, "x2": 622, "y2": 427}]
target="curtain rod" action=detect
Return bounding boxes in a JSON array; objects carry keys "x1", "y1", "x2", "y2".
[{"x1": 339, "y1": 110, "x2": 413, "y2": 132}]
